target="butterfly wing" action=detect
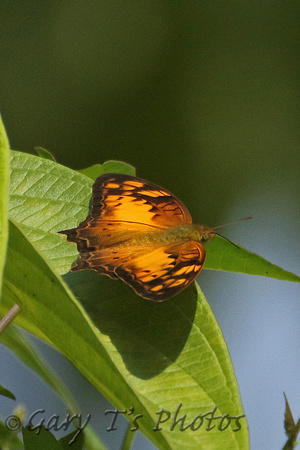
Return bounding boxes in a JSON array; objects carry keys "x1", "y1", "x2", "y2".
[
  {"x1": 91, "y1": 173, "x2": 192, "y2": 229},
  {"x1": 59, "y1": 173, "x2": 193, "y2": 275},
  {"x1": 65, "y1": 240, "x2": 154, "y2": 279},
  {"x1": 115, "y1": 240, "x2": 206, "y2": 301}
]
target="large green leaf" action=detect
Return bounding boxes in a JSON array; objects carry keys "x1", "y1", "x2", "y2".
[
  {"x1": 9, "y1": 150, "x2": 93, "y2": 275},
  {"x1": 5, "y1": 148, "x2": 298, "y2": 448},
  {"x1": 68, "y1": 271, "x2": 249, "y2": 449},
  {"x1": 1, "y1": 221, "x2": 170, "y2": 450},
  {"x1": 8, "y1": 150, "x2": 299, "y2": 282},
  {"x1": 0, "y1": 116, "x2": 10, "y2": 297},
  {"x1": 1, "y1": 220, "x2": 248, "y2": 449}
]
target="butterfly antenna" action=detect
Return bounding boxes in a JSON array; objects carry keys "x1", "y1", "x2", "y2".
[
  {"x1": 212, "y1": 217, "x2": 253, "y2": 249},
  {"x1": 213, "y1": 216, "x2": 253, "y2": 231}
]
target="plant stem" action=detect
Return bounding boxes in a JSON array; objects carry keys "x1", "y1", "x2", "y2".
[{"x1": 0, "y1": 304, "x2": 21, "y2": 334}]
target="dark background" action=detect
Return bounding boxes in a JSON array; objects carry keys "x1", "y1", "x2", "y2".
[{"x1": 1, "y1": 2, "x2": 299, "y2": 449}]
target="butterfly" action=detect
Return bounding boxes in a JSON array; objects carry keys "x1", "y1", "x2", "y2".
[{"x1": 59, "y1": 173, "x2": 215, "y2": 301}]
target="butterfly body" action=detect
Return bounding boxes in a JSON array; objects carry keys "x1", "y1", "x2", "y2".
[
  {"x1": 162, "y1": 224, "x2": 214, "y2": 245},
  {"x1": 59, "y1": 174, "x2": 215, "y2": 301},
  {"x1": 108, "y1": 224, "x2": 212, "y2": 248}
]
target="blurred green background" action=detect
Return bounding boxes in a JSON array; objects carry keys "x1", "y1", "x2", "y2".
[
  {"x1": 1, "y1": 2, "x2": 299, "y2": 449},
  {"x1": 2, "y1": 1, "x2": 299, "y2": 226}
]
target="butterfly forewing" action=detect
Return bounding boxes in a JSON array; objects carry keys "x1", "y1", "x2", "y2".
[{"x1": 91, "y1": 173, "x2": 192, "y2": 229}]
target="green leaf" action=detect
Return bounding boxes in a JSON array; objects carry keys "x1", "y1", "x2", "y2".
[
  {"x1": 0, "y1": 115, "x2": 10, "y2": 298},
  {"x1": 58, "y1": 429, "x2": 85, "y2": 449},
  {"x1": 1, "y1": 221, "x2": 170, "y2": 450},
  {"x1": 22, "y1": 426, "x2": 63, "y2": 450},
  {"x1": 0, "y1": 384, "x2": 16, "y2": 400},
  {"x1": 102, "y1": 160, "x2": 135, "y2": 176},
  {"x1": 22, "y1": 426, "x2": 86, "y2": 450},
  {"x1": 78, "y1": 160, "x2": 135, "y2": 180},
  {"x1": 78, "y1": 164, "x2": 103, "y2": 180},
  {"x1": 0, "y1": 420, "x2": 23, "y2": 449},
  {"x1": 6, "y1": 149, "x2": 298, "y2": 448},
  {"x1": 23, "y1": 426, "x2": 86, "y2": 450},
  {"x1": 205, "y1": 235, "x2": 300, "y2": 282},
  {"x1": 283, "y1": 393, "x2": 300, "y2": 450},
  {"x1": 2, "y1": 220, "x2": 249, "y2": 448},
  {"x1": 35, "y1": 147, "x2": 57, "y2": 162},
  {"x1": 67, "y1": 272, "x2": 249, "y2": 449},
  {"x1": 284, "y1": 393, "x2": 296, "y2": 437},
  {"x1": 122, "y1": 425, "x2": 135, "y2": 450},
  {"x1": 8, "y1": 150, "x2": 298, "y2": 282},
  {"x1": 9, "y1": 150, "x2": 94, "y2": 275}
]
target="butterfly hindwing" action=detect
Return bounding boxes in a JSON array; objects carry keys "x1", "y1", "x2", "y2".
[
  {"x1": 66, "y1": 240, "x2": 156, "y2": 280},
  {"x1": 115, "y1": 240, "x2": 206, "y2": 301}
]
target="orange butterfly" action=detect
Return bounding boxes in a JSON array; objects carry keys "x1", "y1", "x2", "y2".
[{"x1": 59, "y1": 173, "x2": 215, "y2": 301}]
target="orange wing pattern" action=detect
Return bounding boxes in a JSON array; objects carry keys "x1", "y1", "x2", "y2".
[
  {"x1": 59, "y1": 173, "x2": 209, "y2": 301},
  {"x1": 91, "y1": 173, "x2": 192, "y2": 229},
  {"x1": 60, "y1": 173, "x2": 192, "y2": 249},
  {"x1": 115, "y1": 241, "x2": 206, "y2": 301}
]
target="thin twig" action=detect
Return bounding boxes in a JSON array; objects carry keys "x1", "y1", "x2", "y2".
[{"x1": 0, "y1": 304, "x2": 21, "y2": 334}]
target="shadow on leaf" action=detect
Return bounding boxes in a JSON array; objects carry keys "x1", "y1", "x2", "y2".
[{"x1": 63, "y1": 271, "x2": 197, "y2": 379}]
